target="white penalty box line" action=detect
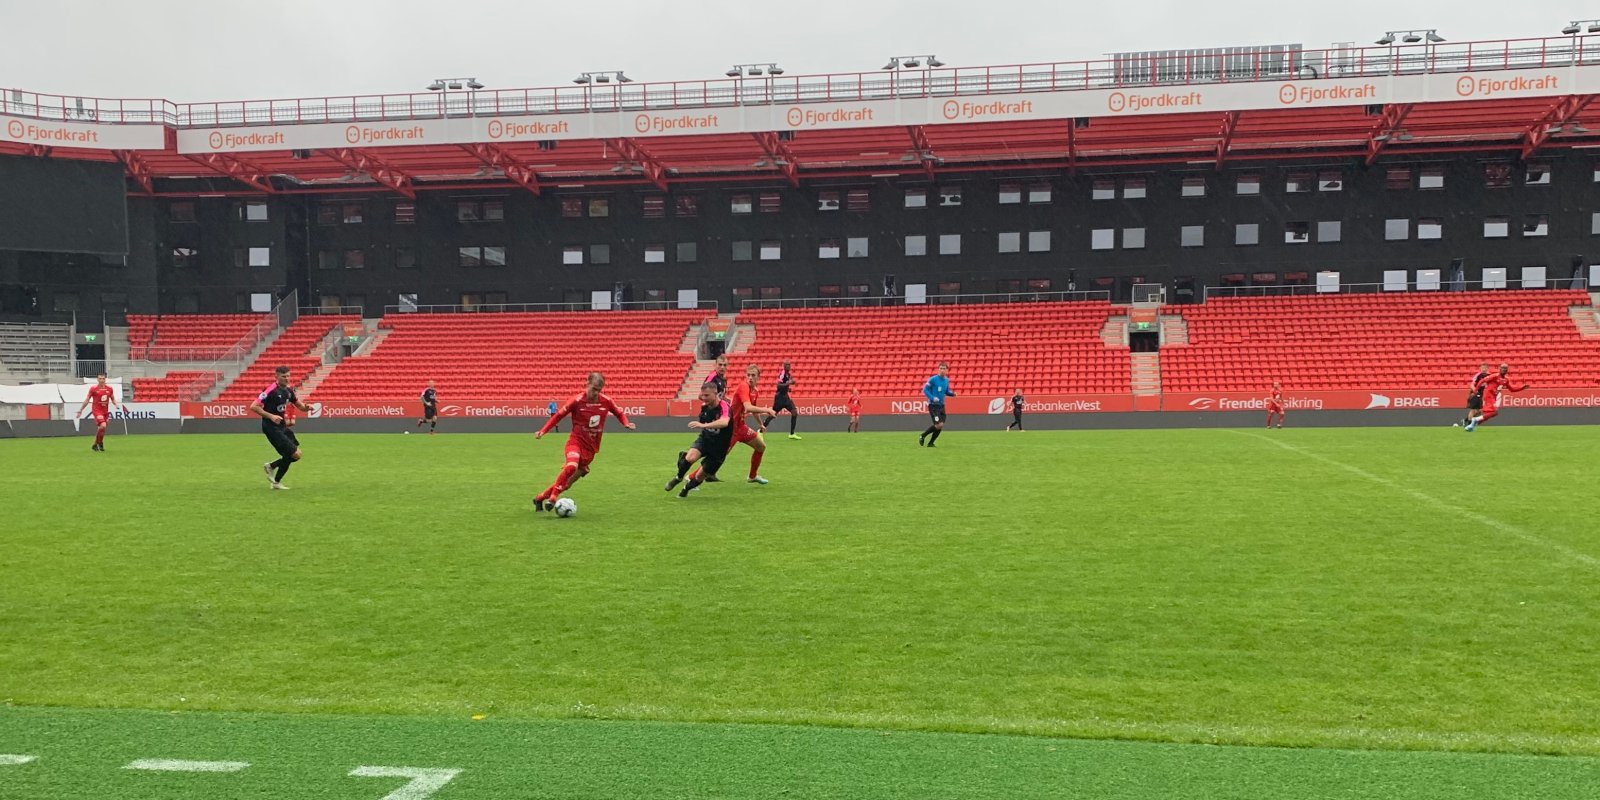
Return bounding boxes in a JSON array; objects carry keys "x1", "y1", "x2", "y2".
[
  {"x1": 124, "y1": 758, "x2": 250, "y2": 773},
  {"x1": 0, "y1": 754, "x2": 37, "y2": 766},
  {"x1": 1230, "y1": 430, "x2": 1600, "y2": 571}
]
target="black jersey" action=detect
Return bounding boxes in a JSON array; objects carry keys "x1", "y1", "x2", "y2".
[
  {"x1": 421, "y1": 387, "x2": 437, "y2": 406},
  {"x1": 695, "y1": 398, "x2": 734, "y2": 449},
  {"x1": 1012, "y1": 393, "x2": 1024, "y2": 412},
  {"x1": 257, "y1": 383, "x2": 299, "y2": 430},
  {"x1": 774, "y1": 368, "x2": 793, "y2": 400},
  {"x1": 708, "y1": 372, "x2": 728, "y2": 397}
]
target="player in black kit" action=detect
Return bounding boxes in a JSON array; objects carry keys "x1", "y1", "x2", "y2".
[
  {"x1": 249, "y1": 365, "x2": 312, "y2": 490},
  {"x1": 762, "y1": 360, "x2": 801, "y2": 440},
  {"x1": 665, "y1": 382, "x2": 733, "y2": 498},
  {"x1": 417, "y1": 380, "x2": 439, "y2": 434},
  {"x1": 1006, "y1": 388, "x2": 1024, "y2": 431}
]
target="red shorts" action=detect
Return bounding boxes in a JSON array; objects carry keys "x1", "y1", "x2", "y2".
[
  {"x1": 564, "y1": 443, "x2": 596, "y2": 470},
  {"x1": 1266, "y1": 403, "x2": 1284, "y2": 414},
  {"x1": 731, "y1": 427, "x2": 760, "y2": 447},
  {"x1": 92, "y1": 412, "x2": 110, "y2": 425}
]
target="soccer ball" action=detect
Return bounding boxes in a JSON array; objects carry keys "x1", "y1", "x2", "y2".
[{"x1": 553, "y1": 498, "x2": 577, "y2": 518}]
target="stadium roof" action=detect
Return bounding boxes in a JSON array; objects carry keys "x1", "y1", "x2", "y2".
[{"x1": 4, "y1": 35, "x2": 1600, "y2": 195}]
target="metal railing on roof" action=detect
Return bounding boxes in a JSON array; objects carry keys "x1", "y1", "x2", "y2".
[
  {"x1": 3, "y1": 35, "x2": 1599, "y2": 128},
  {"x1": 739, "y1": 291, "x2": 1113, "y2": 310},
  {"x1": 381, "y1": 300, "x2": 721, "y2": 315},
  {"x1": 1201, "y1": 278, "x2": 1590, "y2": 300}
]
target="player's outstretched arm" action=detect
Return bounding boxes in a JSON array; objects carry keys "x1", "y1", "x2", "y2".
[{"x1": 537, "y1": 402, "x2": 573, "y2": 438}]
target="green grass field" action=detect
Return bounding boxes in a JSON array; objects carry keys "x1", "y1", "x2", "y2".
[{"x1": 3, "y1": 427, "x2": 1600, "y2": 798}]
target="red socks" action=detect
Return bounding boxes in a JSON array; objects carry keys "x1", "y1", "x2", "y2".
[{"x1": 748, "y1": 451, "x2": 763, "y2": 479}]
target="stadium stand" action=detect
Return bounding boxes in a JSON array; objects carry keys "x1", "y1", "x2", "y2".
[
  {"x1": 0, "y1": 322, "x2": 72, "y2": 375},
  {"x1": 309, "y1": 310, "x2": 713, "y2": 401},
  {"x1": 1160, "y1": 290, "x2": 1600, "y2": 391},
  {"x1": 731, "y1": 303, "x2": 1132, "y2": 395},
  {"x1": 215, "y1": 315, "x2": 360, "y2": 401},
  {"x1": 128, "y1": 314, "x2": 271, "y2": 361},
  {"x1": 130, "y1": 371, "x2": 222, "y2": 401}
]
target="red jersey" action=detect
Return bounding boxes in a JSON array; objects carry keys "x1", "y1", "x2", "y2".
[
  {"x1": 1268, "y1": 389, "x2": 1284, "y2": 408},
  {"x1": 848, "y1": 396, "x2": 861, "y2": 415},
  {"x1": 540, "y1": 391, "x2": 630, "y2": 451},
  {"x1": 1479, "y1": 374, "x2": 1526, "y2": 407},
  {"x1": 727, "y1": 381, "x2": 757, "y2": 435},
  {"x1": 87, "y1": 385, "x2": 115, "y2": 415}
]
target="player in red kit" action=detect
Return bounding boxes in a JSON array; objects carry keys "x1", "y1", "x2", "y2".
[
  {"x1": 847, "y1": 389, "x2": 862, "y2": 433},
  {"x1": 1462, "y1": 363, "x2": 1529, "y2": 431},
  {"x1": 75, "y1": 373, "x2": 121, "y2": 452},
  {"x1": 725, "y1": 364, "x2": 776, "y2": 485},
  {"x1": 1265, "y1": 382, "x2": 1286, "y2": 429},
  {"x1": 532, "y1": 372, "x2": 636, "y2": 510}
]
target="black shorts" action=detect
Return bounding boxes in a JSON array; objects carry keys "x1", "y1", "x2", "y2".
[
  {"x1": 423, "y1": 403, "x2": 437, "y2": 420},
  {"x1": 1466, "y1": 392, "x2": 1483, "y2": 410},
  {"x1": 928, "y1": 403, "x2": 947, "y2": 424},
  {"x1": 771, "y1": 396, "x2": 797, "y2": 415},
  {"x1": 264, "y1": 425, "x2": 300, "y2": 458},
  {"x1": 691, "y1": 434, "x2": 729, "y2": 475}
]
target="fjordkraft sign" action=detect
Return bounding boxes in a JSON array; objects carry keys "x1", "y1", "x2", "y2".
[
  {"x1": 179, "y1": 399, "x2": 671, "y2": 419},
  {"x1": 176, "y1": 64, "x2": 1600, "y2": 154},
  {"x1": 1164, "y1": 388, "x2": 1600, "y2": 412},
  {"x1": 2, "y1": 114, "x2": 165, "y2": 150},
  {"x1": 668, "y1": 394, "x2": 1136, "y2": 417}
]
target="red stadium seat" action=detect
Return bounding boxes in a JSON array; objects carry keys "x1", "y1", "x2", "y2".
[{"x1": 1160, "y1": 290, "x2": 1600, "y2": 391}]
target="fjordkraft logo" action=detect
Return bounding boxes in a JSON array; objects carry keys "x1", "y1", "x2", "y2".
[
  {"x1": 486, "y1": 118, "x2": 571, "y2": 139},
  {"x1": 787, "y1": 107, "x2": 804, "y2": 127},
  {"x1": 633, "y1": 114, "x2": 652, "y2": 134},
  {"x1": 6, "y1": 120, "x2": 23, "y2": 138},
  {"x1": 208, "y1": 131, "x2": 223, "y2": 149},
  {"x1": 1106, "y1": 90, "x2": 1201, "y2": 114},
  {"x1": 942, "y1": 100, "x2": 961, "y2": 120},
  {"x1": 344, "y1": 125, "x2": 361, "y2": 144},
  {"x1": 1277, "y1": 82, "x2": 1376, "y2": 106},
  {"x1": 1455, "y1": 73, "x2": 1560, "y2": 98},
  {"x1": 987, "y1": 397, "x2": 1007, "y2": 415}
]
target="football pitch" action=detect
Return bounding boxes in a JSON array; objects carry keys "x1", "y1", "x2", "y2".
[{"x1": 3, "y1": 426, "x2": 1599, "y2": 799}]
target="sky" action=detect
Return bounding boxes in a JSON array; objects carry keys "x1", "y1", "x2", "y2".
[{"x1": 0, "y1": 0, "x2": 1591, "y2": 102}]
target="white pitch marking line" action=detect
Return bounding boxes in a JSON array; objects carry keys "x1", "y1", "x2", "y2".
[
  {"x1": 0, "y1": 755, "x2": 37, "y2": 766},
  {"x1": 124, "y1": 759, "x2": 250, "y2": 773},
  {"x1": 1230, "y1": 430, "x2": 1600, "y2": 571},
  {"x1": 350, "y1": 766, "x2": 463, "y2": 800}
]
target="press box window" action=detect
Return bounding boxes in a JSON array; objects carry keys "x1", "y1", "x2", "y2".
[
  {"x1": 904, "y1": 188, "x2": 928, "y2": 209},
  {"x1": 1181, "y1": 225, "x2": 1205, "y2": 247},
  {"x1": 904, "y1": 235, "x2": 927, "y2": 256},
  {"x1": 1419, "y1": 167, "x2": 1445, "y2": 190},
  {"x1": 998, "y1": 183, "x2": 1023, "y2": 204},
  {"x1": 731, "y1": 194, "x2": 754, "y2": 214},
  {"x1": 939, "y1": 234, "x2": 961, "y2": 255},
  {"x1": 998, "y1": 232, "x2": 1021, "y2": 253},
  {"x1": 1091, "y1": 229, "x2": 1115, "y2": 250},
  {"x1": 1181, "y1": 176, "x2": 1206, "y2": 197},
  {"x1": 1122, "y1": 178, "x2": 1147, "y2": 199},
  {"x1": 1027, "y1": 231, "x2": 1050, "y2": 252}
]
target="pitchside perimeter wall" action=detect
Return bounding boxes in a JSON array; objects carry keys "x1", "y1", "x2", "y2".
[{"x1": 3, "y1": 409, "x2": 1593, "y2": 438}]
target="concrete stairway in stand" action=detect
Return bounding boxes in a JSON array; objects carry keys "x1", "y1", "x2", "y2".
[
  {"x1": 1570, "y1": 305, "x2": 1600, "y2": 339},
  {"x1": 1131, "y1": 352, "x2": 1161, "y2": 396}
]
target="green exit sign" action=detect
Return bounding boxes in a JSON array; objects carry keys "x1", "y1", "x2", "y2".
[
  {"x1": 1134, "y1": 322, "x2": 1151, "y2": 331},
  {"x1": 83, "y1": 334, "x2": 98, "y2": 342}
]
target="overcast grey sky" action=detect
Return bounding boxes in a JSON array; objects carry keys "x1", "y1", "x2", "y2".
[{"x1": 1, "y1": 0, "x2": 1589, "y2": 102}]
